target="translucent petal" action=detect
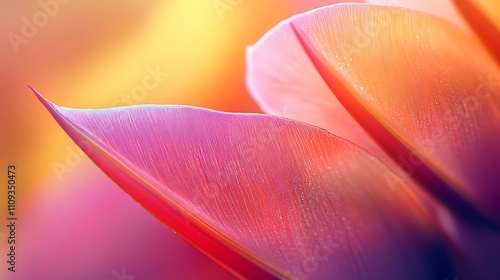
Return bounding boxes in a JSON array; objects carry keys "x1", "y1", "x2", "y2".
[
  {"x1": 247, "y1": 4, "x2": 500, "y2": 226},
  {"x1": 34, "y1": 88, "x2": 454, "y2": 279}
]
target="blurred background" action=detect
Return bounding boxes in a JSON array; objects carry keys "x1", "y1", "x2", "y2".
[{"x1": 0, "y1": 0, "x2": 338, "y2": 279}]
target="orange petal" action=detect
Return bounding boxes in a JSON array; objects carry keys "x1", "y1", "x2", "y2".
[
  {"x1": 248, "y1": 4, "x2": 500, "y2": 227},
  {"x1": 292, "y1": 4, "x2": 500, "y2": 226},
  {"x1": 33, "y1": 88, "x2": 454, "y2": 279},
  {"x1": 366, "y1": 0, "x2": 469, "y2": 30},
  {"x1": 452, "y1": 0, "x2": 500, "y2": 63}
]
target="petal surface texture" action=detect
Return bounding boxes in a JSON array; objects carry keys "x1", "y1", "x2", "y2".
[
  {"x1": 34, "y1": 89, "x2": 453, "y2": 279},
  {"x1": 366, "y1": 0, "x2": 468, "y2": 30},
  {"x1": 247, "y1": 4, "x2": 500, "y2": 226},
  {"x1": 452, "y1": 0, "x2": 500, "y2": 63},
  {"x1": 247, "y1": 4, "x2": 393, "y2": 173}
]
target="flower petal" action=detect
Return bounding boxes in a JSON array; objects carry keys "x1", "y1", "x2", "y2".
[
  {"x1": 246, "y1": 4, "x2": 393, "y2": 171},
  {"x1": 452, "y1": 0, "x2": 500, "y2": 63},
  {"x1": 248, "y1": 4, "x2": 500, "y2": 227},
  {"x1": 34, "y1": 88, "x2": 454, "y2": 279},
  {"x1": 365, "y1": 0, "x2": 468, "y2": 30}
]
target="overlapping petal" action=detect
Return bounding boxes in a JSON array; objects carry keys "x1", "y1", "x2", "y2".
[
  {"x1": 247, "y1": 4, "x2": 500, "y2": 227},
  {"x1": 452, "y1": 0, "x2": 500, "y2": 63},
  {"x1": 246, "y1": 4, "x2": 393, "y2": 173},
  {"x1": 33, "y1": 88, "x2": 454, "y2": 279}
]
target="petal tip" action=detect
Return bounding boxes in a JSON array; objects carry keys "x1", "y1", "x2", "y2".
[
  {"x1": 31, "y1": 86, "x2": 65, "y2": 113},
  {"x1": 29, "y1": 85, "x2": 51, "y2": 107}
]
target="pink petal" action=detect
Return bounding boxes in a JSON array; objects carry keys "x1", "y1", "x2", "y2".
[
  {"x1": 33, "y1": 88, "x2": 454, "y2": 279},
  {"x1": 247, "y1": 4, "x2": 500, "y2": 227}
]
